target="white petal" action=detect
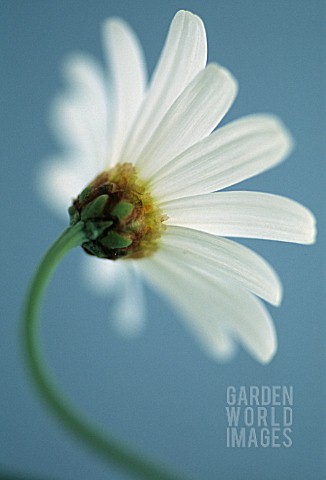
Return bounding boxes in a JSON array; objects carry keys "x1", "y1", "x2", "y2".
[
  {"x1": 37, "y1": 157, "x2": 91, "y2": 218},
  {"x1": 136, "y1": 64, "x2": 238, "y2": 179},
  {"x1": 138, "y1": 250, "x2": 277, "y2": 363},
  {"x1": 139, "y1": 255, "x2": 237, "y2": 361},
  {"x1": 82, "y1": 256, "x2": 146, "y2": 336},
  {"x1": 151, "y1": 114, "x2": 293, "y2": 200},
  {"x1": 121, "y1": 10, "x2": 207, "y2": 165},
  {"x1": 102, "y1": 18, "x2": 147, "y2": 166},
  {"x1": 163, "y1": 192, "x2": 317, "y2": 244},
  {"x1": 51, "y1": 53, "x2": 109, "y2": 171},
  {"x1": 162, "y1": 226, "x2": 282, "y2": 305}
]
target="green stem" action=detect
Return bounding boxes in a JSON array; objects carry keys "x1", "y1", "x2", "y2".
[{"x1": 22, "y1": 223, "x2": 186, "y2": 480}]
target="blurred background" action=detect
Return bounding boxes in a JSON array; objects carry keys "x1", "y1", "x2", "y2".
[{"x1": 1, "y1": 1, "x2": 325, "y2": 479}]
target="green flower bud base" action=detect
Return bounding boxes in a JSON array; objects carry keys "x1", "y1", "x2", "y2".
[{"x1": 70, "y1": 163, "x2": 167, "y2": 261}]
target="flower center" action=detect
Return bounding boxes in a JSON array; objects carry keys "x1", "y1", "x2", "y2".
[{"x1": 68, "y1": 163, "x2": 166, "y2": 260}]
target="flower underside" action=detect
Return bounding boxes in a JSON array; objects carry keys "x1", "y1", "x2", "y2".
[{"x1": 69, "y1": 163, "x2": 166, "y2": 260}]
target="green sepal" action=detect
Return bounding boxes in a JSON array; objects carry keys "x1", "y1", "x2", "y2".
[
  {"x1": 101, "y1": 231, "x2": 132, "y2": 249},
  {"x1": 78, "y1": 186, "x2": 92, "y2": 203},
  {"x1": 84, "y1": 220, "x2": 113, "y2": 240},
  {"x1": 81, "y1": 194, "x2": 109, "y2": 220},
  {"x1": 111, "y1": 202, "x2": 134, "y2": 220},
  {"x1": 68, "y1": 205, "x2": 80, "y2": 226},
  {"x1": 82, "y1": 241, "x2": 108, "y2": 258}
]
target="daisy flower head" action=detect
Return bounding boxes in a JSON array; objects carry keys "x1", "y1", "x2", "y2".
[{"x1": 39, "y1": 10, "x2": 316, "y2": 364}]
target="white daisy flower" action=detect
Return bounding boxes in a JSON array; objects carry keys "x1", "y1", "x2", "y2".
[{"x1": 39, "y1": 10, "x2": 316, "y2": 364}]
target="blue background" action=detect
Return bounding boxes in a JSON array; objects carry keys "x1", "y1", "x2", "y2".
[{"x1": 1, "y1": 1, "x2": 325, "y2": 479}]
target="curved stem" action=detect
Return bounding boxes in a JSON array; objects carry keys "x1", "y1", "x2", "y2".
[{"x1": 22, "y1": 223, "x2": 186, "y2": 480}]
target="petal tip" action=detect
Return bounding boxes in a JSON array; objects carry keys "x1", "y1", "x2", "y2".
[
  {"x1": 102, "y1": 16, "x2": 123, "y2": 30},
  {"x1": 207, "y1": 63, "x2": 238, "y2": 100},
  {"x1": 174, "y1": 9, "x2": 201, "y2": 21},
  {"x1": 270, "y1": 286, "x2": 283, "y2": 307},
  {"x1": 256, "y1": 335, "x2": 277, "y2": 364},
  {"x1": 261, "y1": 114, "x2": 295, "y2": 159},
  {"x1": 274, "y1": 117, "x2": 295, "y2": 158},
  {"x1": 308, "y1": 215, "x2": 317, "y2": 244},
  {"x1": 251, "y1": 114, "x2": 295, "y2": 160},
  {"x1": 299, "y1": 207, "x2": 317, "y2": 245},
  {"x1": 102, "y1": 17, "x2": 132, "y2": 44},
  {"x1": 247, "y1": 310, "x2": 278, "y2": 365},
  {"x1": 102, "y1": 16, "x2": 137, "y2": 43}
]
